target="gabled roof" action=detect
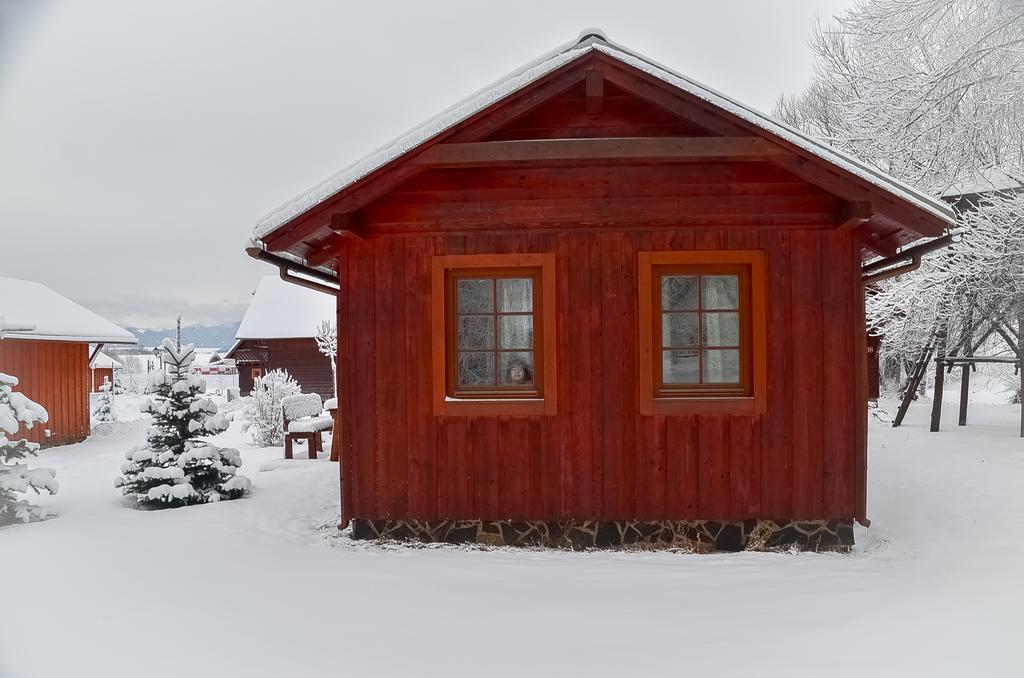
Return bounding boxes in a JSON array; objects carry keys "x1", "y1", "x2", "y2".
[
  {"x1": 0, "y1": 277, "x2": 137, "y2": 344},
  {"x1": 941, "y1": 167, "x2": 1024, "y2": 198},
  {"x1": 253, "y1": 29, "x2": 955, "y2": 249},
  {"x1": 90, "y1": 351, "x2": 123, "y2": 369},
  {"x1": 235, "y1": 275, "x2": 335, "y2": 340}
]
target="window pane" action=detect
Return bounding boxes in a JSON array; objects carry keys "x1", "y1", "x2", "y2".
[
  {"x1": 703, "y1": 349, "x2": 740, "y2": 383},
  {"x1": 498, "y1": 352, "x2": 535, "y2": 386},
  {"x1": 702, "y1": 312, "x2": 740, "y2": 347},
  {"x1": 662, "y1": 349, "x2": 699, "y2": 384},
  {"x1": 498, "y1": 315, "x2": 533, "y2": 349},
  {"x1": 661, "y1": 276, "x2": 698, "y2": 311},
  {"x1": 458, "y1": 351, "x2": 495, "y2": 386},
  {"x1": 497, "y1": 278, "x2": 533, "y2": 312},
  {"x1": 458, "y1": 315, "x2": 494, "y2": 350},
  {"x1": 702, "y1": 275, "x2": 739, "y2": 309},
  {"x1": 662, "y1": 312, "x2": 698, "y2": 347},
  {"x1": 457, "y1": 279, "x2": 493, "y2": 313}
]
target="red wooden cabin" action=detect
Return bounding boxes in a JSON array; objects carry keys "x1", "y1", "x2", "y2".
[
  {"x1": 0, "y1": 277, "x2": 137, "y2": 447},
  {"x1": 250, "y1": 31, "x2": 954, "y2": 550},
  {"x1": 227, "y1": 275, "x2": 336, "y2": 395}
]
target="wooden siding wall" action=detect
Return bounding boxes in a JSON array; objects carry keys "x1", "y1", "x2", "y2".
[
  {"x1": 235, "y1": 339, "x2": 334, "y2": 397},
  {"x1": 0, "y1": 339, "x2": 89, "y2": 447},
  {"x1": 337, "y1": 228, "x2": 865, "y2": 523},
  {"x1": 91, "y1": 367, "x2": 114, "y2": 392}
]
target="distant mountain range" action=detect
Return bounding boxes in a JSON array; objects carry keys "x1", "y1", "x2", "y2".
[{"x1": 128, "y1": 321, "x2": 241, "y2": 351}]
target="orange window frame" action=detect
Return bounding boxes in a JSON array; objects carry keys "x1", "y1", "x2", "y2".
[
  {"x1": 638, "y1": 250, "x2": 766, "y2": 416},
  {"x1": 431, "y1": 253, "x2": 557, "y2": 416}
]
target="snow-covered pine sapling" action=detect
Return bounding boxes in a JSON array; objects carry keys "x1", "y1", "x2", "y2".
[
  {"x1": 243, "y1": 368, "x2": 300, "y2": 446},
  {"x1": 0, "y1": 372, "x2": 58, "y2": 526},
  {"x1": 315, "y1": 319, "x2": 338, "y2": 401},
  {"x1": 93, "y1": 376, "x2": 116, "y2": 423},
  {"x1": 116, "y1": 337, "x2": 251, "y2": 508}
]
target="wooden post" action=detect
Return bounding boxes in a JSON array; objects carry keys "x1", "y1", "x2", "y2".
[
  {"x1": 893, "y1": 333, "x2": 935, "y2": 428},
  {"x1": 1019, "y1": 307, "x2": 1024, "y2": 438},
  {"x1": 958, "y1": 309, "x2": 974, "y2": 427},
  {"x1": 929, "y1": 324, "x2": 947, "y2": 433},
  {"x1": 958, "y1": 362, "x2": 971, "y2": 426}
]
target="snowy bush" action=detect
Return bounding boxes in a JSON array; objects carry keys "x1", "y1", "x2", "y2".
[
  {"x1": 243, "y1": 369, "x2": 300, "y2": 447},
  {"x1": 92, "y1": 377, "x2": 116, "y2": 423},
  {"x1": 0, "y1": 372, "x2": 58, "y2": 526},
  {"x1": 115, "y1": 338, "x2": 250, "y2": 508}
]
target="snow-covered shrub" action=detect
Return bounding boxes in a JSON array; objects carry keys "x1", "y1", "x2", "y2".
[
  {"x1": 92, "y1": 377, "x2": 116, "y2": 423},
  {"x1": 243, "y1": 369, "x2": 300, "y2": 447},
  {"x1": 115, "y1": 338, "x2": 250, "y2": 508},
  {"x1": 0, "y1": 372, "x2": 58, "y2": 526}
]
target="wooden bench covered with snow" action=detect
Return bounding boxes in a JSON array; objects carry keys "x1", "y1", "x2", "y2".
[
  {"x1": 324, "y1": 397, "x2": 340, "y2": 463},
  {"x1": 282, "y1": 393, "x2": 332, "y2": 460}
]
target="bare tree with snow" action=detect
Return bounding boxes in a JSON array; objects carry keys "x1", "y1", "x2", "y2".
[
  {"x1": 314, "y1": 319, "x2": 337, "y2": 401},
  {"x1": 776, "y1": 0, "x2": 1024, "y2": 371}
]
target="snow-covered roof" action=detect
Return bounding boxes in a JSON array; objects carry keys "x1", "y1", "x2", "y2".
[
  {"x1": 941, "y1": 167, "x2": 1024, "y2": 198},
  {"x1": 253, "y1": 29, "x2": 955, "y2": 243},
  {"x1": 235, "y1": 275, "x2": 335, "y2": 340},
  {"x1": 0, "y1": 277, "x2": 137, "y2": 344},
  {"x1": 89, "y1": 351, "x2": 123, "y2": 369}
]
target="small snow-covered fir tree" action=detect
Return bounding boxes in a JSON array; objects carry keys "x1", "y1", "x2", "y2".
[
  {"x1": 315, "y1": 319, "x2": 337, "y2": 401},
  {"x1": 0, "y1": 372, "x2": 58, "y2": 526},
  {"x1": 243, "y1": 368, "x2": 300, "y2": 446},
  {"x1": 116, "y1": 337, "x2": 250, "y2": 508},
  {"x1": 92, "y1": 377, "x2": 116, "y2": 423}
]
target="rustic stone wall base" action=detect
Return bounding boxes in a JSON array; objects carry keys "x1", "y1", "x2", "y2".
[{"x1": 349, "y1": 518, "x2": 854, "y2": 552}]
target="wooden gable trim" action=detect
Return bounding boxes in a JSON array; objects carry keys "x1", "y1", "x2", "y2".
[
  {"x1": 408, "y1": 137, "x2": 788, "y2": 169},
  {"x1": 262, "y1": 62, "x2": 592, "y2": 253},
  {"x1": 262, "y1": 48, "x2": 946, "y2": 255},
  {"x1": 592, "y1": 53, "x2": 947, "y2": 240}
]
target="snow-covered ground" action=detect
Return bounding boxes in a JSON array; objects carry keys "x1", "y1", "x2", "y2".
[{"x1": 3, "y1": 398, "x2": 1023, "y2": 677}]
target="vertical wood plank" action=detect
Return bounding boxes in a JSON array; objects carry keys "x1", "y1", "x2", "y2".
[
  {"x1": 336, "y1": 242, "x2": 355, "y2": 523},
  {"x1": 822, "y1": 231, "x2": 855, "y2": 518},
  {"x1": 599, "y1": 233, "x2": 624, "y2": 518},
  {"x1": 351, "y1": 238, "x2": 377, "y2": 517},
  {"x1": 588, "y1": 234, "x2": 605, "y2": 517},
  {"x1": 790, "y1": 230, "x2": 825, "y2": 518}
]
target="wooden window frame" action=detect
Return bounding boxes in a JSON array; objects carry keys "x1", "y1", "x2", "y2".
[
  {"x1": 638, "y1": 250, "x2": 766, "y2": 416},
  {"x1": 653, "y1": 263, "x2": 752, "y2": 398},
  {"x1": 432, "y1": 253, "x2": 557, "y2": 416}
]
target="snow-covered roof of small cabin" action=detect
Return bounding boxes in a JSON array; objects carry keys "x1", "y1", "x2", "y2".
[
  {"x1": 0, "y1": 277, "x2": 137, "y2": 344},
  {"x1": 253, "y1": 29, "x2": 955, "y2": 244},
  {"x1": 235, "y1": 275, "x2": 335, "y2": 340},
  {"x1": 90, "y1": 351, "x2": 123, "y2": 369},
  {"x1": 941, "y1": 167, "x2": 1024, "y2": 198}
]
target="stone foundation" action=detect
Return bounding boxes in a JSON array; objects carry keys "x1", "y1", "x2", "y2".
[{"x1": 349, "y1": 518, "x2": 854, "y2": 552}]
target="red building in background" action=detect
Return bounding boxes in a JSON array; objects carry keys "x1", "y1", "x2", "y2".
[{"x1": 0, "y1": 277, "x2": 136, "y2": 447}]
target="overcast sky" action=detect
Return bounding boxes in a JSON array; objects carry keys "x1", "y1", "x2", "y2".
[{"x1": 0, "y1": 0, "x2": 856, "y2": 329}]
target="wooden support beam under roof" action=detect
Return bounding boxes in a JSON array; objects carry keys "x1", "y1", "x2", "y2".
[
  {"x1": 860, "y1": 230, "x2": 900, "y2": 258},
  {"x1": 835, "y1": 201, "x2": 872, "y2": 229},
  {"x1": 329, "y1": 212, "x2": 365, "y2": 237},
  {"x1": 408, "y1": 136, "x2": 790, "y2": 170},
  {"x1": 306, "y1": 241, "x2": 343, "y2": 267},
  {"x1": 771, "y1": 156, "x2": 947, "y2": 238}
]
